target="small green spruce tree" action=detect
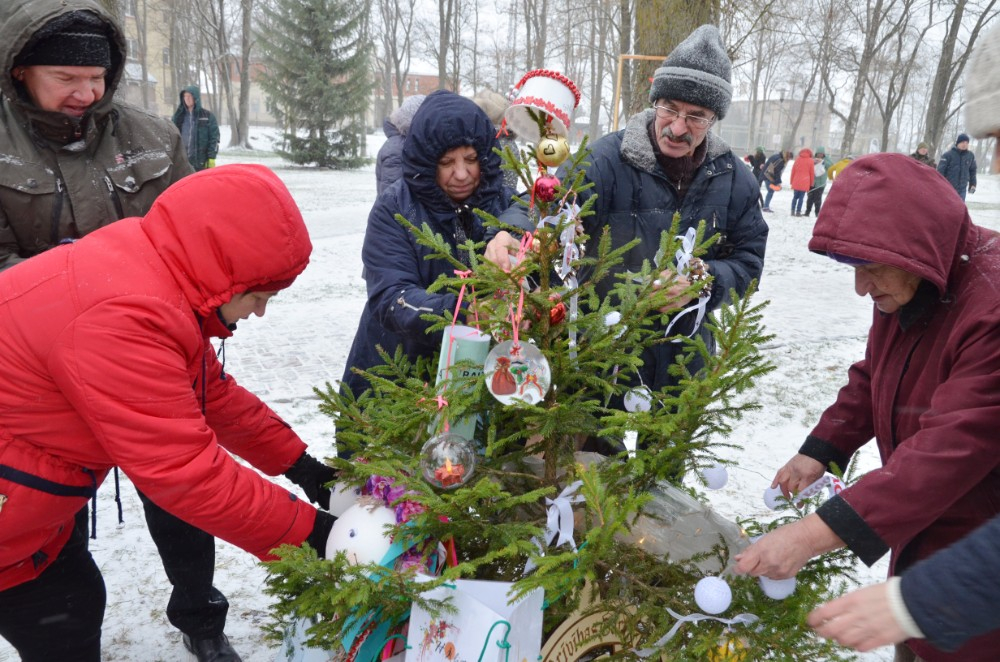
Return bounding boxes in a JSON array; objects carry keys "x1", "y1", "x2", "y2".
[
  {"x1": 256, "y1": 0, "x2": 369, "y2": 168},
  {"x1": 263, "y1": 131, "x2": 859, "y2": 661}
]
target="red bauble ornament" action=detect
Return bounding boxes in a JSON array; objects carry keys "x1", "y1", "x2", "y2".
[{"x1": 533, "y1": 174, "x2": 560, "y2": 202}]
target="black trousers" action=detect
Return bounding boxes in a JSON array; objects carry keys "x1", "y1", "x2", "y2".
[
  {"x1": 137, "y1": 489, "x2": 229, "y2": 639},
  {"x1": 0, "y1": 508, "x2": 105, "y2": 661},
  {"x1": 805, "y1": 186, "x2": 825, "y2": 216}
]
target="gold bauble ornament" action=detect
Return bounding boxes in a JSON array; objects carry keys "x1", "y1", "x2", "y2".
[
  {"x1": 535, "y1": 135, "x2": 570, "y2": 168},
  {"x1": 707, "y1": 637, "x2": 750, "y2": 662}
]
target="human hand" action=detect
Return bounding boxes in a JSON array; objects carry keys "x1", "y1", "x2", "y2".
[
  {"x1": 808, "y1": 583, "x2": 909, "y2": 651},
  {"x1": 205, "y1": 158, "x2": 216, "y2": 168},
  {"x1": 734, "y1": 514, "x2": 840, "y2": 578},
  {"x1": 969, "y1": 185, "x2": 976, "y2": 194},
  {"x1": 653, "y1": 268, "x2": 695, "y2": 312},
  {"x1": 772, "y1": 453, "x2": 825, "y2": 498},
  {"x1": 484, "y1": 231, "x2": 520, "y2": 271},
  {"x1": 283, "y1": 452, "x2": 337, "y2": 510}
]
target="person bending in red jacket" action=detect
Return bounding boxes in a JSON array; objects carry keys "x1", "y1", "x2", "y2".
[{"x1": 0, "y1": 164, "x2": 337, "y2": 661}]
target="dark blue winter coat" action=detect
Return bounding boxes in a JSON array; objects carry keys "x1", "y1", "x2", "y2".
[
  {"x1": 901, "y1": 514, "x2": 1000, "y2": 652},
  {"x1": 760, "y1": 151, "x2": 788, "y2": 186},
  {"x1": 375, "y1": 118, "x2": 404, "y2": 196},
  {"x1": 341, "y1": 90, "x2": 520, "y2": 398},
  {"x1": 936, "y1": 146, "x2": 977, "y2": 198},
  {"x1": 575, "y1": 109, "x2": 768, "y2": 393}
]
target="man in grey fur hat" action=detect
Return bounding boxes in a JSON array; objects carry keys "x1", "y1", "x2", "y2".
[{"x1": 571, "y1": 24, "x2": 767, "y2": 431}]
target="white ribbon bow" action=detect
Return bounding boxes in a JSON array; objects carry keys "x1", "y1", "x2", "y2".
[
  {"x1": 661, "y1": 227, "x2": 710, "y2": 341},
  {"x1": 523, "y1": 480, "x2": 585, "y2": 573},
  {"x1": 633, "y1": 609, "x2": 760, "y2": 658}
]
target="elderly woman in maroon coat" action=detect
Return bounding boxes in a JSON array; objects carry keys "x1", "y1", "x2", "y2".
[{"x1": 734, "y1": 153, "x2": 1000, "y2": 662}]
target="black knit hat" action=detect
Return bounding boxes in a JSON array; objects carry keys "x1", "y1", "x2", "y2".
[
  {"x1": 14, "y1": 11, "x2": 112, "y2": 70},
  {"x1": 648, "y1": 25, "x2": 732, "y2": 120}
]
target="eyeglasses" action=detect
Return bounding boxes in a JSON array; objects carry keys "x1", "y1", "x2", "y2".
[{"x1": 653, "y1": 105, "x2": 715, "y2": 129}]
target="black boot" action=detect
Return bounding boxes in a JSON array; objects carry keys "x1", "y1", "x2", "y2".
[{"x1": 183, "y1": 633, "x2": 243, "y2": 662}]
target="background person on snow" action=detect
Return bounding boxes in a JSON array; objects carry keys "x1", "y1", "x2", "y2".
[
  {"x1": 734, "y1": 153, "x2": 1000, "y2": 662},
  {"x1": 936, "y1": 133, "x2": 978, "y2": 201},
  {"x1": 789, "y1": 147, "x2": 815, "y2": 217},
  {"x1": 172, "y1": 84, "x2": 220, "y2": 172},
  {"x1": 375, "y1": 94, "x2": 425, "y2": 196},
  {"x1": 0, "y1": 165, "x2": 338, "y2": 662},
  {"x1": 759, "y1": 149, "x2": 793, "y2": 211}
]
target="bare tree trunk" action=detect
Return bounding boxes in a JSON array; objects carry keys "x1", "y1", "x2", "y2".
[
  {"x1": 617, "y1": 0, "x2": 632, "y2": 123},
  {"x1": 631, "y1": 0, "x2": 717, "y2": 115},
  {"x1": 437, "y1": 0, "x2": 454, "y2": 88},
  {"x1": 234, "y1": 0, "x2": 253, "y2": 147},
  {"x1": 137, "y1": 0, "x2": 150, "y2": 109},
  {"x1": 924, "y1": 0, "x2": 998, "y2": 152}
]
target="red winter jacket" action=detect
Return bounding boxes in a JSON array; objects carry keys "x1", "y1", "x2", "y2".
[
  {"x1": 803, "y1": 153, "x2": 1000, "y2": 661},
  {"x1": 789, "y1": 148, "x2": 815, "y2": 192},
  {"x1": 0, "y1": 164, "x2": 318, "y2": 591}
]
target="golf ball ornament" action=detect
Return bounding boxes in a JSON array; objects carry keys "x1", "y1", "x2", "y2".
[
  {"x1": 624, "y1": 386, "x2": 652, "y2": 412},
  {"x1": 702, "y1": 464, "x2": 729, "y2": 490},
  {"x1": 694, "y1": 576, "x2": 732, "y2": 615},
  {"x1": 485, "y1": 340, "x2": 551, "y2": 405},
  {"x1": 759, "y1": 575, "x2": 797, "y2": 600}
]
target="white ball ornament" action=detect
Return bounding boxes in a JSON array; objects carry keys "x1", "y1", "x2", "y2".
[
  {"x1": 763, "y1": 486, "x2": 785, "y2": 510},
  {"x1": 327, "y1": 482, "x2": 362, "y2": 517},
  {"x1": 759, "y1": 575, "x2": 797, "y2": 600},
  {"x1": 701, "y1": 464, "x2": 728, "y2": 490},
  {"x1": 325, "y1": 500, "x2": 396, "y2": 566},
  {"x1": 694, "y1": 576, "x2": 732, "y2": 615},
  {"x1": 624, "y1": 386, "x2": 652, "y2": 412}
]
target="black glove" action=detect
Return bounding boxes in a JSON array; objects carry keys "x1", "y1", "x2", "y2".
[
  {"x1": 307, "y1": 510, "x2": 337, "y2": 557},
  {"x1": 283, "y1": 452, "x2": 337, "y2": 510}
]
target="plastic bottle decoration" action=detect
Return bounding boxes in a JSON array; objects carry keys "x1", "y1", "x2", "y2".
[
  {"x1": 694, "y1": 576, "x2": 733, "y2": 615},
  {"x1": 325, "y1": 499, "x2": 397, "y2": 565},
  {"x1": 505, "y1": 69, "x2": 581, "y2": 143},
  {"x1": 420, "y1": 433, "x2": 477, "y2": 489}
]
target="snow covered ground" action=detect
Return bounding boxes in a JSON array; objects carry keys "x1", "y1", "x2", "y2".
[{"x1": 2, "y1": 130, "x2": 998, "y2": 661}]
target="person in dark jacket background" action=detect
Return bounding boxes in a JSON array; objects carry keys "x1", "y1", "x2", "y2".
[
  {"x1": 734, "y1": 153, "x2": 1000, "y2": 662},
  {"x1": 748, "y1": 146, "x2": 766, "y2": 181},
  {"x1": 375, "y1": 94, "x2": 424, "y2": 196},
  {"x1": 910, "y1": 142, "x2": 936, "y2": 168},
  {"x1": 805, "y1": 23, "x2": 1000, "y2": 660},
  {"x1": 473, "y1": 88, "x2": 521, "y2": 191},
  {"x1": 568, "y1": 25, "x2": 767, "y2": 412},
  {"x1": 340, "y1": 90, "x2": 525, "y2": 404},
  {"x1": 760, "y1": 149, "x2": 793, "y2": 211},
  {"x1": 172, "y1": 84, "x2": 220, "y2": 172},
  {"x1": 936, "y1": 133, "x2": 977, "y2": 200}
]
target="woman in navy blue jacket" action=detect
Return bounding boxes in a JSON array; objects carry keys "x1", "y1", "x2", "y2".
[{"x1": 341, "y1": 90, "x2": 522, "y2": 401}]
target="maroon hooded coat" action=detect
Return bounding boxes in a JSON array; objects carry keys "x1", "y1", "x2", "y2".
[{"x1": 803, "y1": 153, "x2": 1000, "y2": 661}]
